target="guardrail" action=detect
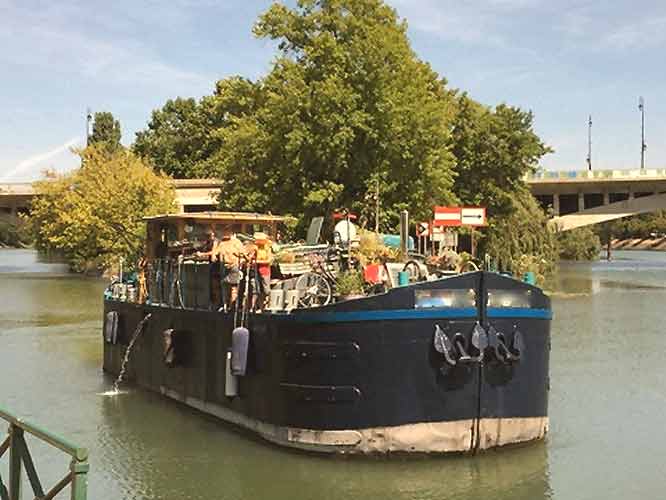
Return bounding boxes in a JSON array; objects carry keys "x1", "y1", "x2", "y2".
[
  {"x1": 0, "y1": 406, "x2": 88, "y2": 500},
  {"x1": 526, "y1": 169, "x2": 666, "y2": 182}
]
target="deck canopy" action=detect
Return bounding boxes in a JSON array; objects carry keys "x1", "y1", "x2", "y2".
[{"x1": 143, "y1": 211, "x2": 291, "y2": 260}]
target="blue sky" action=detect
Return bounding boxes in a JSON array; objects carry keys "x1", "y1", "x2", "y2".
[{"x1": 2, "y1": 0, "x2": 666, "y2": 181}]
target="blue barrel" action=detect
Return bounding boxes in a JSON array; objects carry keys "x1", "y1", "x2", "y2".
[{"x1": 398, "y1": 271, "x2": 410, "y2": 286}]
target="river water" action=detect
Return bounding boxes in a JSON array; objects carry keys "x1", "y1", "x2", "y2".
[{"x1": 1, "y1": 248, "x2": 666, "y2": 499}]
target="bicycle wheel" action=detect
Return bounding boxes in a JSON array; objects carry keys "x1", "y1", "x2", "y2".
[{"x1": 295, "y1": 272, "x2": 333, "y2": 308}]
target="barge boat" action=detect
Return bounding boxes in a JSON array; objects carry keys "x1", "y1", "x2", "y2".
[{"x1": 102, "y1": 212, "x2": 551, "y2": 454}]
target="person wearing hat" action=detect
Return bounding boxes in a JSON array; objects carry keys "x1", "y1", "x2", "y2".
[
  {"x1": 251, "y1": 232, "x2": 273, "y2": 310},
  {"x1": 217, "y1": 225, "x2": 248, "y2": 309},
  {"x1": 195, "y1": 227, "x2": 222, "y2": 308}
]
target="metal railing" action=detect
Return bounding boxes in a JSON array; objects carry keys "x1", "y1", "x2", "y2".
[
  {"x1": 0, "y1": 407, "x2": 88, "y2": 500},
  {"x1": 526, "y1": 168, "x2": 666, "y2": 182}
]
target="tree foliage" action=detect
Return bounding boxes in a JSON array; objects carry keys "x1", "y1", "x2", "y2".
[
  {"x1": 451, "y1": 94, "x2": 552, "y2": 219},
  {"x1": 133, "y1": 79, "x2": 263, "y2": 178},
  {"x1": 557, "y1": 227, "x2": 601, "y2": 261},
  {"x1": 30, "y1": 146, "x2": 176, "y2": 272},
  {"x1": 134, "y1": 97, "x2": 209, "y2": 178},
  {"x1": 0, "y1": 220, "x2": 31, "y2": 247},
  {"x1": 483, "y1": 188, "x2": 558, "y2": 285},
  {"x1": 597, "y1": 211, "x2": 666, "y2": 241},
  {"x1": 90, "y1": 111, "x2": 122, "y2": 152},
  {"x1": 134, "y1": 0, "x2": 457, "y2": 230},
  {"x1": 215, "y1": 0, "x2": 457, "y2": 228},
  {"x1": 131, "y1": 0, "x2": 555, "y2": 269}
]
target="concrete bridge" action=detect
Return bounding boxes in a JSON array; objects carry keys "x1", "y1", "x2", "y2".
[
  {"x1": 0, "y1": 179, "x2": 221, "y2": 223},
  {"x1": 4, "y1": 170, "x2": 666, "y2": 231},
  {"x1": 527, "y1": 169, "x2": 666, "y2": 231}
]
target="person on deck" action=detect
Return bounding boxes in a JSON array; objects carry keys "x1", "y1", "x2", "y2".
[
  {"x1": 252, "y1": 232, "x2": 273, "y2": 311},
  {"x1": 217, "y1": 225, "x2": 248, "y2": 310},
  {"x1": 196, "y1": 227, "x2": 222, "y2": 308}
]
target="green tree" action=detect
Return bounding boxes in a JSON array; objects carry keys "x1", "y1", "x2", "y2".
[
  {"x1": 452, "y1": 94, "x2": 551, "y2": 218},
  {"x1": 89, "y1": 111, "x2": 122, "y2": 152},
  {"x1": 30, "y1": 145, "x2": 176, "y2": 272},
  {"x1": 210, "y1": 0, "x2": 457, "y2": 230},
  {"x1": 133, "y1": 79, "x2": 261, "y2": 178},
  {"x1": 450, "y1": 94, "x2": 555, "y2": 272},
  {"x1": 484, "y1": 188, "x2": 558, "y2": 285},
  {"x1": 557, "y1": 227, "x2": 601, "y2": 260},
  {"x1": 133, "y1": 97, "x2": 215, "y2": 178}
]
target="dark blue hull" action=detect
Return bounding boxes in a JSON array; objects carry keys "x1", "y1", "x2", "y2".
[{"x1": 103, "y1": 271, "x2": 550, "y2": 453}]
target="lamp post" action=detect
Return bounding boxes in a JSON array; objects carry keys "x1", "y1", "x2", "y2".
[
  {"x1": 86, "y1": 108, "x2": 92, "y2": 147},
  {"x1": 586, "y1": 115, "x2": 592, "y2": 171},
  {"x1": 639, "y1": 97, "x2": 646, "y2": 170}
]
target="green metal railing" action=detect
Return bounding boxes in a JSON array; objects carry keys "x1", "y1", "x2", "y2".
[{"x1": 0, "y1": 407, "x2": 88, "y2": 500}]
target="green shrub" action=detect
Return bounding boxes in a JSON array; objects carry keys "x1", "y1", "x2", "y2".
[
  {"x1": 0, "y1": 219, "x2": 32, "y2": 247},
  {"x1": 557, "y1": 227, "x2": 601, "y2": 261},
  {"x1": 335, "y1": 270, "x2": 365, "y2": 297}
]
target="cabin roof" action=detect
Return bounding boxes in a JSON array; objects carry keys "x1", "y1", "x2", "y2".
[{"x1": 143, "y1": 211, "x2": 291, "y2": 224}]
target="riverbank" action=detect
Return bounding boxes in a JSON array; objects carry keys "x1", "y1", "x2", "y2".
[{"x1": 611, "y1": 237, "x2": 666, "y2": 251}]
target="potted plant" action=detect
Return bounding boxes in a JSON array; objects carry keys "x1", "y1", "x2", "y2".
[{"x1": 335, "y1": 270, "x2": 365, "y2": 301}]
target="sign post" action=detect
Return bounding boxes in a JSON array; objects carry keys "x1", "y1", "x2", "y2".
[
  {"x1": 416, "y1": 222, "x2": 430, "y2": 254},
  {"x1": 432, "y1": 206, "x2": 486, "y2": 255}
]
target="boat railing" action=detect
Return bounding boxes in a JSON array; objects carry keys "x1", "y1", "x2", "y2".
[{"x1": 0, "y1": 406, "x2": 89, "y2": 500}]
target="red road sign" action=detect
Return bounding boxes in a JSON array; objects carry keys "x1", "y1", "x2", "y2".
[
  {"x1": 433, "y1": 206, "x2": 462, "y2": 227},
  {"x1": 433, "y1": 206, "x2": 486, "y2": 227}
]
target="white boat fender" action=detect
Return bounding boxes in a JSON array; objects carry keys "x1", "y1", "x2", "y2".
[
  {"x1": 104, "y1": 311, "x2": 119, "y2": 344},
  {"x1": 231, "y1": 326, "x2": 250, "y2": 376},
  {"x1": 162, "y1": 328, "x2": 180, "y2": 366},
  {"x1": 225, "y1": 350, "x2": 239, "y2": 397}
]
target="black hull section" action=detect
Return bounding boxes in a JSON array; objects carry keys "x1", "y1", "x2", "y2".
[{"x1": 103, "y1": 271, "x2": 550, "y2": 454}]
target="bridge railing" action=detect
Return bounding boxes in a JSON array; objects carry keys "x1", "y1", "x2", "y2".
[
  {"x1": 0, "y1": 406, "x2": 88, "y2": 500},
  {"x1": 527, "y1": 168, "x2": 666, "y2": 182}
]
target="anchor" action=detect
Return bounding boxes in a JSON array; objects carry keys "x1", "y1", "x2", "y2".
[
  {"x1": 433, "y1": 324, "x2": 457, "y2": 366},
  {"x1": 487, "y1": 324, "x2": 524, "y2": 363},
  {"x1": 433, "y1": 322, "x2": 488, "y2": 373},
  {"x1": 456, "y1": 323, "x2": 487, "y2": 364}
]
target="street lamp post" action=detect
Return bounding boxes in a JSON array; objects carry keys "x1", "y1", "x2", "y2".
[
  {"x1": 586, "y1": 115, "x2": 592, "y2": 171},
  {"x1": 639, "y1": 97, "x2": 646, "y2": 170}
]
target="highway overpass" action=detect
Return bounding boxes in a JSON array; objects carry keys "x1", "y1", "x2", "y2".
[
  {"x1": 4, "y1": 170, "x2": 666, "y2": 231},
  {"x1": 527, "y1": 169, "x2": 666, "y2": 230},
  {"x1": 0, "y1": 179, "x2": 221, "y2": 223}
]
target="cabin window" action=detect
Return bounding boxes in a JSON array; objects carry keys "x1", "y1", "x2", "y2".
[
  {"x1": 487, "y1": 289, "x2": 532, "y2": 308},
  {"x1": 414, "y1": 289, "x2": 476, "y2": 309}
]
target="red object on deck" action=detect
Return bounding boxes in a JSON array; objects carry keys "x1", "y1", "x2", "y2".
[
  {"x1": 332, "y1": 211, "x2": 357, "y2": 220},
  {"x1": 364, "y1": 264, "x2": 384, "y2": 284}
]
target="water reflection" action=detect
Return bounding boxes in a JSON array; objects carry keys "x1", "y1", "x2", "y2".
[{"x1": 97, "y1": 388, "x2": 551, "y2": 500}]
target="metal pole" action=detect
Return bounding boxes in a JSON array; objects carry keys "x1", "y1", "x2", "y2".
[
  {"x1": 639, "y1": 97, "x2": 646, "y2": 170},
  {"x1": 399, "y1": 210, "x2": 409, "y2": 259},
  {"x1": 8, "y1": 425, "x2": 22, "y2": 500},
  {"x1": 587, "y1": 115, "x2": 592, "y2": 171},
  {"x1": 70, "y1": 459, "x2": 89, "y2": 500},
  {"x1": 85, "y1": 108, "x2": 92, "y2": 147},
  {"x1": 375, "y1": 177, "x2": 379, "y2": 234}
]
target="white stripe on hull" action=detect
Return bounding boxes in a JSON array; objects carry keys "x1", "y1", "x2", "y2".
[{"x1": 160, "y1": 386, "x2": 547, "y2": 454}]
